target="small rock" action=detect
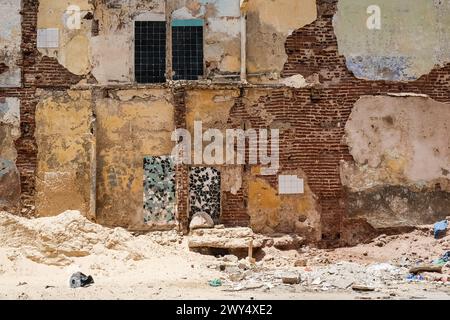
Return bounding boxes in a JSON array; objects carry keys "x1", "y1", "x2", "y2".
[
  {"x1": 294, "y1": 259, "x2": 308, "y2": 267},
  {"x1": 238, "y1": 260, "x2": 250, "y2": 270},
  {"x1": 229, "y1": 272, "x2": 245, "y2": 282},
  {"x1": 189, "y1": 212, "x2": 214, "y2": 230},
  {"x1": 352, "y1": 284, "x2": 375, "y2": 292},
  {"x1": 214, "y1": 224, "x2": 225, "y2": 229},
  {"x1": 312, "y1": 277, "x2": 322, "y2": 285},
  {"x1": 281, "y1": 272, "x2": 301, "y2": 285},
  {"x1": 222, "y1": 254, "x2": 239, "y2": 263}
]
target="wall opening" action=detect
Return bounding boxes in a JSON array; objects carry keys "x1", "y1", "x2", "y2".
[
  {"x1": 134, "y1": 21, "x2": 167, "y2": 83},
  {"x1": 172, "y1": 19, "x2": 204, "y2": 80}
]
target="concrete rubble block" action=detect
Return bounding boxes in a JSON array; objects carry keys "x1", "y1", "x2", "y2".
[
  {"x1": 0, "y1": 159, "x2": 21, "y2": 213},
  {"x1": 271, "y1": 234, "x2": 305, "y2": 250},
  {"x1": 189, "y1": 212, "x2": 214, "y2": 230},
  {"x1": 188, "y1": 227, "x2": 263, "y2": 249},
  {"x1": 279, "y1": 272, "x2": 301, "y2": 285},
  {"x1": 409, "y1": 264, "x2": 442, "y2": 275},
  {"x1": 352, "y1": 284, "x2": 375, "y2": 292}
]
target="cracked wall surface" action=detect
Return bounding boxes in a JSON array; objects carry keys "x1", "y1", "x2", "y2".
[
  {"x1": 95, "y1": 88, "x2": 175, "y2": 229},
  {"x1": 35, "y1": 90, "x2": 94, "y2": 218},
  {"x1": 3, "y1": 0, "x2": 450, "y2": 248},
  {"x1": 37, "y1": 0, "x2": 94, "y2": 76},
  {"x1": 0, "y1": 0, "x2": 22, "y2": 87},
  {"x1": 0, "y1": 97, "x2": 20, "y2": 212},
  {"x1": 247, "y1": 0, "x2": 317, "y2": 82},
  {"x1": 341, "y1": 95, "x2": 450, "y2": 231},
  {"x1": 333, "y1": 0, "x2": 450, "y2": 81}
]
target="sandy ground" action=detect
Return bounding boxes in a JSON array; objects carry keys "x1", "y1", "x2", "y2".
[{"x1": 0, "y1": 211, "x2": 449, "y2": 300}]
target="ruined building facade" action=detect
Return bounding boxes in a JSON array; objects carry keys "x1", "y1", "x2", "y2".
[{"x1": 0, "y1": 0, "x2": 449, "y2": 247}]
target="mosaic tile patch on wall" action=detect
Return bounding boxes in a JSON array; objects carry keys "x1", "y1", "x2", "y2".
[
  {"x1": 189, "y1": 167, "x2": 221, "y2": 223},
  {"x1": 143, "y1": 156, "x2": 176, "y2": 224}
]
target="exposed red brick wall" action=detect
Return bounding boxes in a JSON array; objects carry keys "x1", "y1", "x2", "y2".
[
  {"x1": 173, "y1": 86, "x2": 189, "y2": 232},
  {"x1": 223, "y1": 0, "x2": 450, "y2": 246}
]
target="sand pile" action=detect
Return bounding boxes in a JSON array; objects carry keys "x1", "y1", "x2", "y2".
[{"x1": 0, "y1": 210, "x2": 169, "y2": 266}]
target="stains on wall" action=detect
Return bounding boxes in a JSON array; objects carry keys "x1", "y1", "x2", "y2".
[
  {"x1": 333, "y1": 0, "x2": 450, "y2": 81},
  {"x1": 0, "y1": 0, "x2": 21, "y2": 87},
  {"x1": 143, "y1": 156, "x2": 176, "y2": 224},
  {"x1": 186, "y1": 89, "x2": 240, "y2": 132},
  {"x1": 37, "y1": 0, "x2": 94, "y2": 76},
  {"x1": 0, "y1": 158, "x2": 20, "y2": 213},
  {"x1": 95, "y1": 88, "x2": 175, "y2": 229},
  {"x1": 246, "y1": 0, "x2": 317, "y2": 82},
  {"x1": 348, "y1": 186, "x2": 450, "y2": 229},
  {"x1": 189, "y1": 166, "x2": 221, "y2": 222},
  {"x1": 248, "y1": 169, "x2": 321, "y2": 242},
  {"x1": 0, "y1": 97, "x2": 20, "y2": 161},
  {"x1": 171, "y1": 0, "x2": 242, "y2": 76},
  {"x1": 35, "y1": 90, "x2": 95, "y2": 217},
  {"x1": 342, "y1": 96, "x2": 450, "y2": 192},
  {"x1": 91, "y1": 0, "x2": 166, "y2": 83},
  {"x1": 342, "y1": 95, "x2": 450, "y2": 233}
]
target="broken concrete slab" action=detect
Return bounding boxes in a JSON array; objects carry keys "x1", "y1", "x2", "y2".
[
  {"x1": 188, "y1": 227, "x2": 263, "y2": 249},
  {"x1": 409, "y1": 264, "x2": 442, "y2": 275}
]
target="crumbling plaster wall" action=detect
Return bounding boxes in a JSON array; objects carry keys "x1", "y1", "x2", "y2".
[
  {"x1": 37, "y1": 0, "x2": 94, "y2": 76},
  {"x1": 341, "y1": 95, "x2": 450, "y2": 229},
  {"x1": 171, "y1": 0, "x2": 242, "y2": 76},
  {"x1": 333, "y1": 0, "x2": 450, "y2": 81},
  {"x1": 0, "y1": 97, "x2": 21, "y2": 212},
  {"x1": 91, "y1": 0, "x2": 242, "y2": 84},
  {"x1": 0, "y1": 0, "x2": 22, "y2": 87},
  {"x1": 0, "y1": 97, "x2": 20, "y2": 162},
  {"x1": 248, "y1": 170, "x2": 321, "y2": 242},
  {"x1": 95, "y1": 88, "x2": 176, "y2": 229},
  {"x1": 246, "y1": 0, "x2": 317, "y2": 83},
  {"x1": 35, "y1": 90, "x2": 95, "y2": 218}
]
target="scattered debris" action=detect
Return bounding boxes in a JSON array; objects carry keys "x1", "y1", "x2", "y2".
[
  {"x1": 188, "y1": 227, "x2": 263, "y2": 250},
  {"x1": 433, "y1": 251, "x2": 450, "y2": 266},
  {"x1": 406, "y1": 274, "x2": 424, "y2": 282},
  {"x1": 69, "y1": 272, "x2": 94, "y2": 288}
]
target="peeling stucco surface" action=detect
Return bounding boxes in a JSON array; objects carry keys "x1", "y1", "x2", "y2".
[
  {"x1": 186, "y1": 89, "x2": 239, "y2": 132},
  {"x1": 35, "y1": 90, "x2": 94, "y2": 217},
  {"x1": 0, "y1": 97, "x2": 20, "y2": 161},
  {"x1": 95, "y1": 88, "x2": 175, "y2": 229},
  {"x1": 248, "y1": 170, "x2": 321, "y2": 242},
  {"x1": 333, "y1": 0, "x2": 450, "y2": 81},
  {"x1": 37, "y1": 0, "x2": 94, "y2": 76},
  {"x1": 0, "y1": 0, "x2": 21, "y2": 87},
  {"x1": 342, "y1": 95, "x2": 450, "y2": 230},
  {"x1": 342, "y1": 96, "x2": 450, "y2": 192},
  {"x1": 247, "y1": 0, "x2": 317, "y2": 80}
]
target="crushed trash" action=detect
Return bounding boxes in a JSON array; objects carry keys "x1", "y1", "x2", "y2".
[
  {"x1": 433, "y1": 251, "x2": 450, "y2": 266},
  {"x1": 406, "y1": 274, "x2": 424, "y2": 282},
  {"x1": 433, "y1": 220, "x2": 448, "y2": 239},
  {"x1": 69, "y1": 272, "x2": 94, "y2": 288},
  {"x1": 208, "y1": 279, "x2": 222, "y2": 287}
]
